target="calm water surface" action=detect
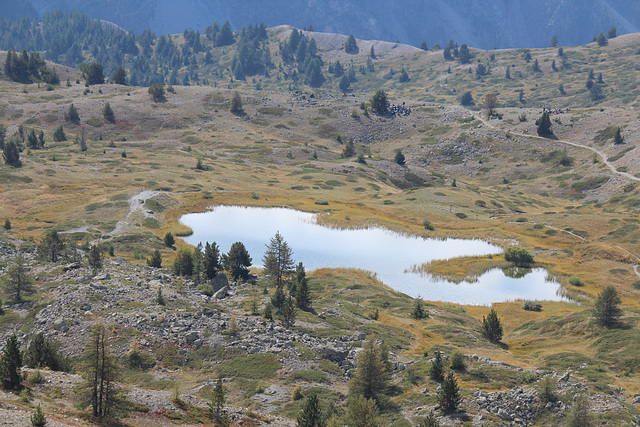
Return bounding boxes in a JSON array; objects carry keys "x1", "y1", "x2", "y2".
[{"x1": 180, "y1": 206, "x2": 565, "y2": 304}]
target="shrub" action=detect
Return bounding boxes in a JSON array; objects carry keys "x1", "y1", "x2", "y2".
[
  {"x1": 450, "y1": 350, "x2": 466, "y2": 371},
  {"x1": 504, "y1": 246, "x2": 533, "y2": 267},
  {"x1": 568, "y1": 276, "x2": 584, "y2": 287},
  {"x1": 522, "y1": 301, "x2": 542, "y2": 311},
  {"x1": 423, "y1": 219, "x2": 435, "y2": 231}
]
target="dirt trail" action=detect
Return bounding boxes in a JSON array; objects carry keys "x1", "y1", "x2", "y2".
[
  {"x1": 107, "y1": 190, "x2": 159, "y2": 237},
  {"x1": 476, "y1": 114, "x2": 640, "y2": 183}
]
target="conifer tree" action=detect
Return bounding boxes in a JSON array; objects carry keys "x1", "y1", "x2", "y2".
[
  {"x1": 346, "y1": 395, "x2": 380, "y2": 427},
  {"x1": 87, "y1": 245, "x2": 103, "y2": 275},
  {"x1": 394, "y1": 149, "x2": 406, "y2": 166},
  {"x1": 594, "y1": 285, "x2": 622, "y2": 328},
  {"x1": 53, "y1": 126, "x2": 66, "y2": 142},
  {"x1": 103, "y1": 102, "x2": 115, "y2": 124},
  {"x1": 411, "y1": 297, "x2": 428, "y2": 319},
  {"x1": 2, "y1": 141, "x2": 21, "y2": 166},
  {"x1": 282, "y1": 295, "x2": 297, "y2": 328},
  {"x1": 65, "y1": 103, "x2": 80, "y2": 124},
  {"x1": 112, "y1": 66, "x2": 127, "y2": 85},
  {"x1": 4, "y1": 253, "x2": 34, "y2": 303},
  {"x1": 349, "y1": 340, "x2": 390, "y2": 402},
  {"x1": 147, "y1": 249, "x2": 162, "y2": 268},
  {"x1": 230, "y1": 91, "x2": 244, "y2": 115},
  {"x1": 437, "y1": 372, "x2": 461, "y2": 414},
  {"x1": 0, "y1": 334, "x2": 22, "y2": 390},
  {"x1": 31, "y1": 404, "x2": 47, "y2": 427},
  {"x1": 222, "y1": 242, "x2": 252, "y2": 281},
  {"x1": 613, "y1": 127, "x2": 624, "y2": 145},
  {"x1": 263, "y1": 231, "x2": 295, "y2": 288},
  {"x1": 429, "y1": 351, "x2": 445, "y2": 382},
  {"x1": 536, "y1": 112, "x2": 553, "y2": 136},
  {"x1": 208, "y1": 378, "x2": 226, "y2": 423},
  {"x1": 344, "y1": 34, "x2": 358, "y2": 54},
  {"x1": 297, "y1": 394, "x2": 325, "y2": 427},
  {"x1": 76, "y1": 323, "x2": 125, "y2": 418},
  {"x1": 481, "y1": 308, "x2": 503, "y2": 342}
]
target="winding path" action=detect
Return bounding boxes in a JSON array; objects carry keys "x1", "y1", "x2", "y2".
[
  {"x1": 476, "y1": 113, "x2": 640, "y2": 279},
  {"x1": 476, "y1": 115, "x2": 640, "y2": 183}
]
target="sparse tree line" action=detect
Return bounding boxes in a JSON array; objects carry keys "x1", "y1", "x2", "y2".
[{"x1": 0, "y1": 100, "x2": 121, "y2": 166}]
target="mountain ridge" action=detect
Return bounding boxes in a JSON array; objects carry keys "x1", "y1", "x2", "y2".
[{"x1": 6, "y1": 0, "x2": 640, "y2": 49}]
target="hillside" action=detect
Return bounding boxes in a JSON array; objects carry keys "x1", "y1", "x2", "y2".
[
  {"x1": 2, "y1": 12, "x2": 640, "y2": 110},
  {"x1": 2, "y1": 53, "x2": 640, "y2": 423},
  {"x1": 3, "y1": 16, "x2": 640, "y2": 426},
  {"x1": 6, "y1": 0, "x2": 640, "y2": 49}
]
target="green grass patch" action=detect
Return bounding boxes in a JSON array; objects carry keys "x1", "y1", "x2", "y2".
[{"x1": 215, "y1": 353, "x2": 281, "y2": 379}]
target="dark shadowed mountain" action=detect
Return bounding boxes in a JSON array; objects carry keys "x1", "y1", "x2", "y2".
[{"x1": 5, "y1": 0, "x2": 640, "y2": 49}]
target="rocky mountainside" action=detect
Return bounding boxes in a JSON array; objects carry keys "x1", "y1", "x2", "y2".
[{"x1": 6, "y1": 0, "x2": 640, "y2": 48}]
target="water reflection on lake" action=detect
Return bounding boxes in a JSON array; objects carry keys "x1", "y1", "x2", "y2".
[{"x1": 179, "y1": 206, "x2": 565, "y2": 305}]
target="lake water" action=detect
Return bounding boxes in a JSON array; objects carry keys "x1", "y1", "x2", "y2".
[{"x1": 180, "y1": 206, "x2": 565, "y2": 305}]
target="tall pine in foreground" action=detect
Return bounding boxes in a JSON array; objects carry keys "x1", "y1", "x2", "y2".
[
  {"x1": 0, "y1": 334, "x2": 22, "y2": 390},
  {"x1": 76, "y1": 323, "x2": 125, "y2": 418},
  {"x1": 297, "y1": 394, "x2": 325, "y2": 427}
]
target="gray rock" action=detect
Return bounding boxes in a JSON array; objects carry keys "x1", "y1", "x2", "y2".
[{"x1": 213, "y1": 286, "x2": 228, "y2": 300}]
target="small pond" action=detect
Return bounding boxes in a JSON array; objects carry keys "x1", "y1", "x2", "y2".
[{"x1": 180, "y1": 206, "x2": 566, "y2": 305}]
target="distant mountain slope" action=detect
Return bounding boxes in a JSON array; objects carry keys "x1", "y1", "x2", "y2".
[{"x1": 5, "y1": 0, "x2": 640, "y2": 49}]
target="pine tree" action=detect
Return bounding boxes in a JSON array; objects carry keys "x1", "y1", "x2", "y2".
[
  {"x1": 429, "y1": 351, "x2": 444, "y2": 382},
  {"x1": 64, "y1": 104, "x2": 80, "y2": 124},
  {"x1": 31, "y1": 404, "x2": 47, "y2": 427},
  {"x1": 4, "y1": 253, "x2": 34, "y2": 303},
  {"x1": 536, "y1": 112, "x2": 553, "y2": 136},
  {"x1": 345, "y1": 34, "x2": 358, "y2": 54},
  {"x1": 38, "y1": 230, "x2": 65, "y2": 262},
  {"x1": 0, "y1": 334, "x2": 22, "y2": 390},
  {"x1": 282, "y1": 296, "x2": 297, "y2": 328},
  {"x1": 25, "y1": 333, "x2": 66, "y2": 372},
  {"x1": 271, "y1": 286, "x2": 286, "y2": 311},
  {"x1": 103, "y1": 103, "x2": 115, "y2": 124},
  {"x1": 53, "y1": 126, "x2": 66, "y2": 142},
  {"x1": 203, "y1": 242, "x2": 221, "y2": 279},
  {"x1": 594, "y1": 285, "x2": 622, "y2": 328},
  {"x1": 339, "y1": 75, "x2": 350, "y2": 93},
  {"x1": 613, "y1": 127, "x2": 624, "y2": 145},
  {"x1": 230, "y1": 91, "x2": 244, "y2": 115},
  {"x1": 87, "y1": 245, "x2": 103, "y2": 275},
  {"x1": 2, "y1": 141, "x2": 21, "y2": 166},
  {"x1": 148, "y1": 84, "x2": 165, "y2": 102},
  {"x1": 155, "y1": 288, "x2": 166, "y2": 305},
  {"x1": 173, "y1": 248, "x2": 194, "y2": 276},
  {"x1": 481, "y1": 308, "x2": 503, "y2": 342},
  {"x1": 208, "y1": 378, "x2": 226, "y2": 423},
  {"x1": 346, "y1": 395, "x2": 381, "y2": 427},
  {"x1": 394, "y1": 150, "x2": 405, "y2": 166},
  {"x1": 163, "y1": 232, "x2": 175, "y2": 247},
  {"x1": 296, "y1": 278, "x2": 311, "y2": 309},
  {"x1": 370, "y1": 90, "x2": 389, "y2": 114},
  {"x1": 0, "y1": 124, "x2": 6, "y2": 149},
  {"x1": 437, "y1": 372, "x2": 461, "y2": 414},
  {"x1": 297, "y1": 394, "x2": 325, "y2": 427},
  {"x1": 222, "y1": 241, "x2": 252, "y2": 281},
  {"x1": 349, "y1": 340, "x2": 390, "y2": 402},
  {"x1": 458, "y1": 44, "x2": 470, "y2": 64},
  {"x1": 411, "y1": 297, "x2": 428, "y2": 319},
  {"x1": 112, "y1": 66, "x2": 127, "y2": 85},
  {"x1": 76, "y1": 323, "x2": 125, "y2": 418},
  {"x1": 37, "y1": 130, "x2": 45, "y2": 148},
  {"x1": 216, "y1": 20, "x2": 235, "y2": 46},
  {"x1": 147, "y1": 249, "x2": 162, "y2": 268},
  {"x1": 419, "y1": 41, "x2": 428, "y2": 51},
  {"x1": 263, "y1": 231, "x2": 295, "y2": 288}
]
